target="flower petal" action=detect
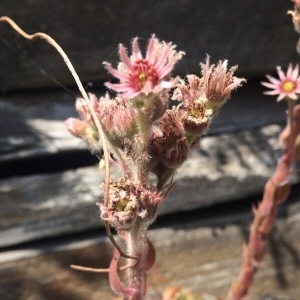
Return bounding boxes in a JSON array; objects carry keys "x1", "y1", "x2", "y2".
[
  {"x1": 145, "y1": 34, "x2": 156, "y2": 64},
  {"x1": 291, "y1": 64, "x2": 300, "y2": 80},
  {"x1": 103, "y1": 62, "x2": 131, "y2": 82},
  {"x1": 132, "y1": 37, "x2": 142, "y2": 60},
  {"x1": 287, "y1": 63, "x2": 293, "y2": 78},
  {"x1": 277, "y1": 93, "x2": 286, "y2": 101},
  {"x1": 263, "y1": 90, "x2": 280, "y2": 96},
  {"x1": 261, "y1": 81, "x2": 277, "y2": 89},
  {"x1": 288, "y1": 92, "x2": 298, "y2": 100},
  {"x1": 155, "y1": 43, "x2": 172, "y2": 73},
  {"x1": 265, "y1": 75, "x2": 280, "y2": 85},
  {"x1": 277, "y1": 67, "x2": 286, "y2": 81},
  {"x1": 119, "y1": 44, "x2": 133, "y2": 72}
]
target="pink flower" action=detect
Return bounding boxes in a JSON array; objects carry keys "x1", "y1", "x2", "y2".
[
  {"x1": 261, "y1": 64, "x2": 300, "y2": 101},
  {"x1": 103, "y1": 35, "x2": 184, "y2": 99}
]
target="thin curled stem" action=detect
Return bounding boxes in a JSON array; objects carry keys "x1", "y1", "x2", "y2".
[
  {"x1": 70, "y1": 261, "x2": 136, "y2": 273},
  {"x1": 70, "y1": 265, "x2": 110, "y2": 273},
  {"x1": 0, "y1": 16, "x2": 137, "y2": 261}
]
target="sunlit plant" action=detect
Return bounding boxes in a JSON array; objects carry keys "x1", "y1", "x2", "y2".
[{"x1": 1, "y1": 3, "x2": 300, "y2": 298}]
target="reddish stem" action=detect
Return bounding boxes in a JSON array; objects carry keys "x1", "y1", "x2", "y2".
[{"x1": 227, "y1": 102, "x2": 300, "y2": 300}]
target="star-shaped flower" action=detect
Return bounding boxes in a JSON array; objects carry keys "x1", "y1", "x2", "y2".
[
  {"x1": 261, "y1": 64, "x2": 300, "y2": 101},
  {"x1": 103, "y1": 35, "x2": 184, "y2": 99}
]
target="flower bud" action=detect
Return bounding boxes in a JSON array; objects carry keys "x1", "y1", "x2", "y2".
[
  {"x1": 65, "y1": 118, "x2": 88, "y2": 138},
  {"x1": 97, "y1": 96, "x2": 138, "y2": 147},
  {"x1": 98, "y1": 179, "x2": 163, "y2": 229},
  {"x1": 149, "y1": 109, "x2": 189, "y2": 170}
]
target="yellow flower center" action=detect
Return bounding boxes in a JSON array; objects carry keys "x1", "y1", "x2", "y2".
[
  {"x1": 132, "y1": 58, "x2": 157, "y2": 89},
  {"x1": 282, "y1": 80, "x2": 295, "y2": 93},
  {"x1": 139, "y1": 72, "x2": 147, "y2": 81}
]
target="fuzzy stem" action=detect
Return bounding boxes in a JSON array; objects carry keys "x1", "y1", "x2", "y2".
[
  {"x1": 136, "y1": 109, "x2": 151, "y2": 184},
  {"x1": 124, "y1": 220, "x2": 148, "y2": 300},
  {"x1": 227, "y1": 101, "x2": 298, "y2": 300}
]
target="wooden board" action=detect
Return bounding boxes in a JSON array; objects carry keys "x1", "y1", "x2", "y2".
[
  {"x1": 0, "y1": 82, "x2": 286, "y2": 163},
  {"x1": 0, "y1": 81, "x2": 295, "y2": 247},
  {"x1": 0, "y1": 198, "x2": 299, "y2": 300},
  {"x1": 0, "y1": 122, "x2": 291, "y2": 248}
]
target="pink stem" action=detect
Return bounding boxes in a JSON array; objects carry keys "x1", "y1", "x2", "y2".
[{"x1": 227, "y1": 103, "x2": 300, "y2": 300}]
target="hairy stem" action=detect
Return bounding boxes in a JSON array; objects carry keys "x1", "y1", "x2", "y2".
[
  {"x1": 125, "y1": 220, "x2": 148, "y2": 300},
  {"x1": 136, "y1": 109, "x2": 151, "y2": 184}
]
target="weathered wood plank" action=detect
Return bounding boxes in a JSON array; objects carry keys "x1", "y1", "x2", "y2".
[
  {"x1": 0, "y1": 82, "x2": 286, "y2": 163},
  {"x1": 0, "y1": 200, "x2": 299, "y2": 300},
  {"x1": 0, "y1": 122, "x2": 293, "y2": 247},
  {"x1": 0, "y1": 82, "x2": 295, "y2": 247},
  {"x1": 0, "y1": 90, "x2": 80, "y2": 162},
  {"x1": 0, "y1": 0, "x2": 297, "y2": 91}
]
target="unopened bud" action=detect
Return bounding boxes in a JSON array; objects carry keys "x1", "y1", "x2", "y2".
[
  {"x1": 149, "y1": 109, "x2": 189, "y2": 170},
  {"x1": 98, "y1": 96, "x2": 138, "y2": 140},
  {"x1": 65, "y1": 118, "x2": 88, "y2": 137}
]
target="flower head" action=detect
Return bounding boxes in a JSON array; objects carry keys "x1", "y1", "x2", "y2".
[
  {"x1": 172, "y1": 56, "x2": 245, "y2": 136},
  {"x1": 65, "y1": 94, "x2": 100, "y2": 152},
  {"x1": 98, "y1": 178, "x2": 163, "y2": 229},
  {"x1": 149, "y1": 108, "x2": 189, "y2": 170},
  {"x1": 261, "y1": 64, "x2": 300, "y2": 101},
  {"x1": 97, "y1": 94, "x2": 138, "y2": 138},
  {"x1": 172, "y1": 75, "x2": 212, "y2": 136},
  {"x1": 103, "y1": 35, "x2": 184, "y2": 99},
  {"x1": 199, "y1": 56, "x2": 245, "y2": 104}
]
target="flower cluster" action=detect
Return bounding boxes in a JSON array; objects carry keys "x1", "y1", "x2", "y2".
[
  {"x1": 98, "y1": 178, "x2": 162, "y2": 229},
  {"x1": 66, "y1": 34, "x2": 246, "y2": 211},
  {"x1": 65, "y1": 35, "x2": 245, "y2": 299}
]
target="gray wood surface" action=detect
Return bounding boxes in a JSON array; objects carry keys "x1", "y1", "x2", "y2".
[
  {"x1": 0, "y1": 199, "x2": 299, "y2": 300},
  {"x1": 1, "y1": 81, "x2": 296, "y2": 247},
  {"x1": 0, "y1": 82, "x2": 286, "y2": 162},
  {"x1": 0, "y1": 124, "x2": 286, "y2": 248}
]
